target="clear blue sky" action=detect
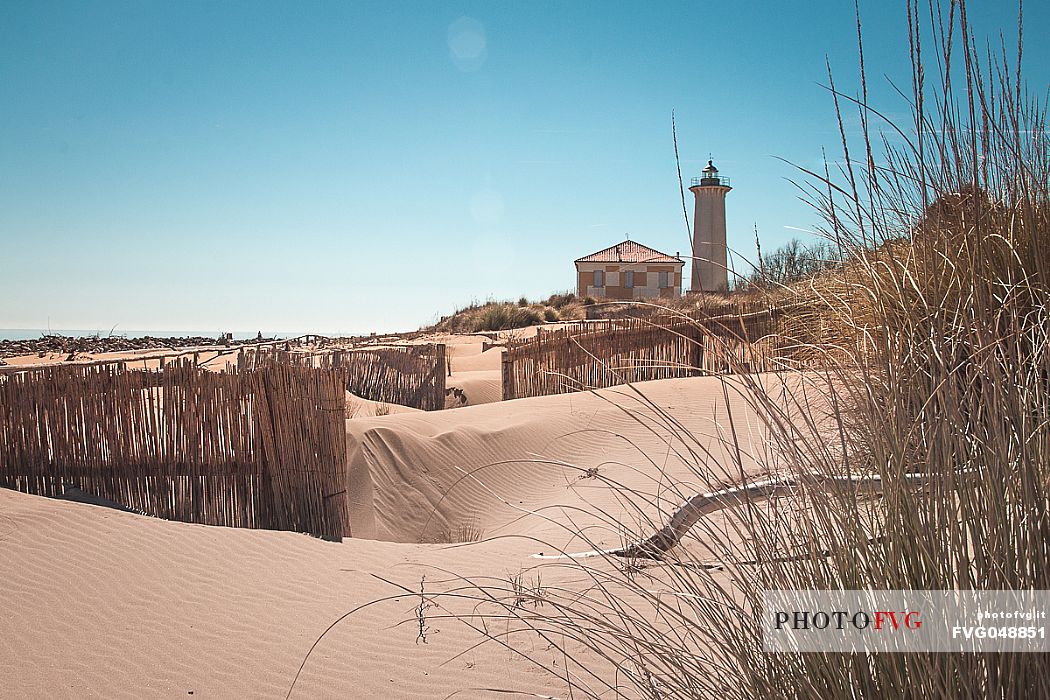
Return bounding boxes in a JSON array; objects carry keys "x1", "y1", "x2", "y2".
[{"x1": 1, "y1": 1, "x2": 1045, "y2": 335}]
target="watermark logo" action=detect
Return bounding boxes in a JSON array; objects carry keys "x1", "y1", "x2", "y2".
[{"x1": 763, "y1": 590, "x2": 1049, "y2": 652}]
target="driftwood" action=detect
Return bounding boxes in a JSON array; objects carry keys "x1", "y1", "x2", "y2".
[{"x1": 533, "y1": 471, "x2": 942, "y2": 560}]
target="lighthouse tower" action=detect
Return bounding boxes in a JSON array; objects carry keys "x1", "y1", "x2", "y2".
[{"x1": 689, "y1": 160, "x2": 732, "y2": 293}]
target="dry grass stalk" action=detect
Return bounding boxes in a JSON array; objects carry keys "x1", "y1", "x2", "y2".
[{"x1": 409, "y1": 2, "x2": 1050, "y2": 697}]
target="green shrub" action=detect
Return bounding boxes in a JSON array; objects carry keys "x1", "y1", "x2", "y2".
[
  {"x1": 544, "y1": 292, "x2": 577, "y2": 308},
  {"x1": 736, "y1": 238, "x2": 842, "y2": 291},
  {"x1": 472, "y1": 303, "x2": 543, "y2": 331}
]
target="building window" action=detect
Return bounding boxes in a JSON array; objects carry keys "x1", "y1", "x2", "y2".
[
  {"x1": 658, "y1": 271, "x2": 670, "y2": 288},
  {"x1": 624, "y1": 271, "x2": 635, "y2": 288},
  {"x1": 593, "y1": 269, "x2": 604, "y2": 288}
]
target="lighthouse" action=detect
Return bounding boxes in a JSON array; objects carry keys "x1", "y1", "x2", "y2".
[{"x1": 689, "y1": 159, "x2": 732, "y2": 293}]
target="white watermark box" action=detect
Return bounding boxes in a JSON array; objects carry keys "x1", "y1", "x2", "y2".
[{"x1": 763, "y1": 590, "x2": 1050, "y2": 652}]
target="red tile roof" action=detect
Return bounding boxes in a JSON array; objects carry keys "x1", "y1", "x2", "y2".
[{"x1": 574, "y1": 239, "x2": 682, "y2": 264}]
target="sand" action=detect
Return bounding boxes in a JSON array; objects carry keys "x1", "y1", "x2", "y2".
[
  {"x1": 432, "y1": 334, "x2": 505, "y2": 407},
  {"x1": 1, "y1": 353, "x2": 786, "y2": 697}
]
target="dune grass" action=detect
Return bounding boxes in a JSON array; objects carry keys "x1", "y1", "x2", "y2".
[
  {"x1": 421, "y1": 2, "x2": 1050, "y2": 697},
  {"x1": 288, "y1": 3, "x2": 1047, "y2": 698},
  {"x1": 429, "y1": 293, "x2": 590, "y2": 333}
]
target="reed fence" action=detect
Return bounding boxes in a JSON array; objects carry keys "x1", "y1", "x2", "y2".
[
  {"x1": 0, "y1": 359, "x2": 349, "y2": 540},
  {"x1": 241, "y1": 343, "x2": 448, "y2": 411},
  {"x1": 501, "y1": 309, "x2": 788, "y2": 400}
]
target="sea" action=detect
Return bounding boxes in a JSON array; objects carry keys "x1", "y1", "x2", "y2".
[{"x1": 0, "y1": 329, "x2": 305, "y2": 342}]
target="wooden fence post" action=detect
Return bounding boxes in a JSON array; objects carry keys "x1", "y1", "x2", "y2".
[
  {"x1": 690, "y1": 323, "x2": 703, "y2": 376},
  {"x1": 0, "y1": 360, "x2": 350, "y2": 541},
  {"x1": 501, "y1": 350, "x2": 513, "y2": 401}
]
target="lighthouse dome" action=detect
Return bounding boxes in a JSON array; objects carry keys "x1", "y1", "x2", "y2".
[{"x1": 696, "y1": 159, "x2": 729, "y2": 187}]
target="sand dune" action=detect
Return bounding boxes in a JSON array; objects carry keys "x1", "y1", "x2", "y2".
[
  {"x1": 443, "y1": 338, "x2": 502, "y2": 373},
  {"x1": 445, "y1": 369, "x2": 502, "y2": 406},
  {"x1": 346, "y1": 390, "x2": 422, "y2": 418},
  {"x1": 349, "y1": 375, "x2": 773, "y2": 545},
  {"x1": 1, "y1": 373, "x2": 783, "y2": 698},
  {"x1": 0, "y1": 488, "x2": 568, "y2": 699},
  {"x1": 441, "y1": 336, "x2": 504, "y2": 406}
]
